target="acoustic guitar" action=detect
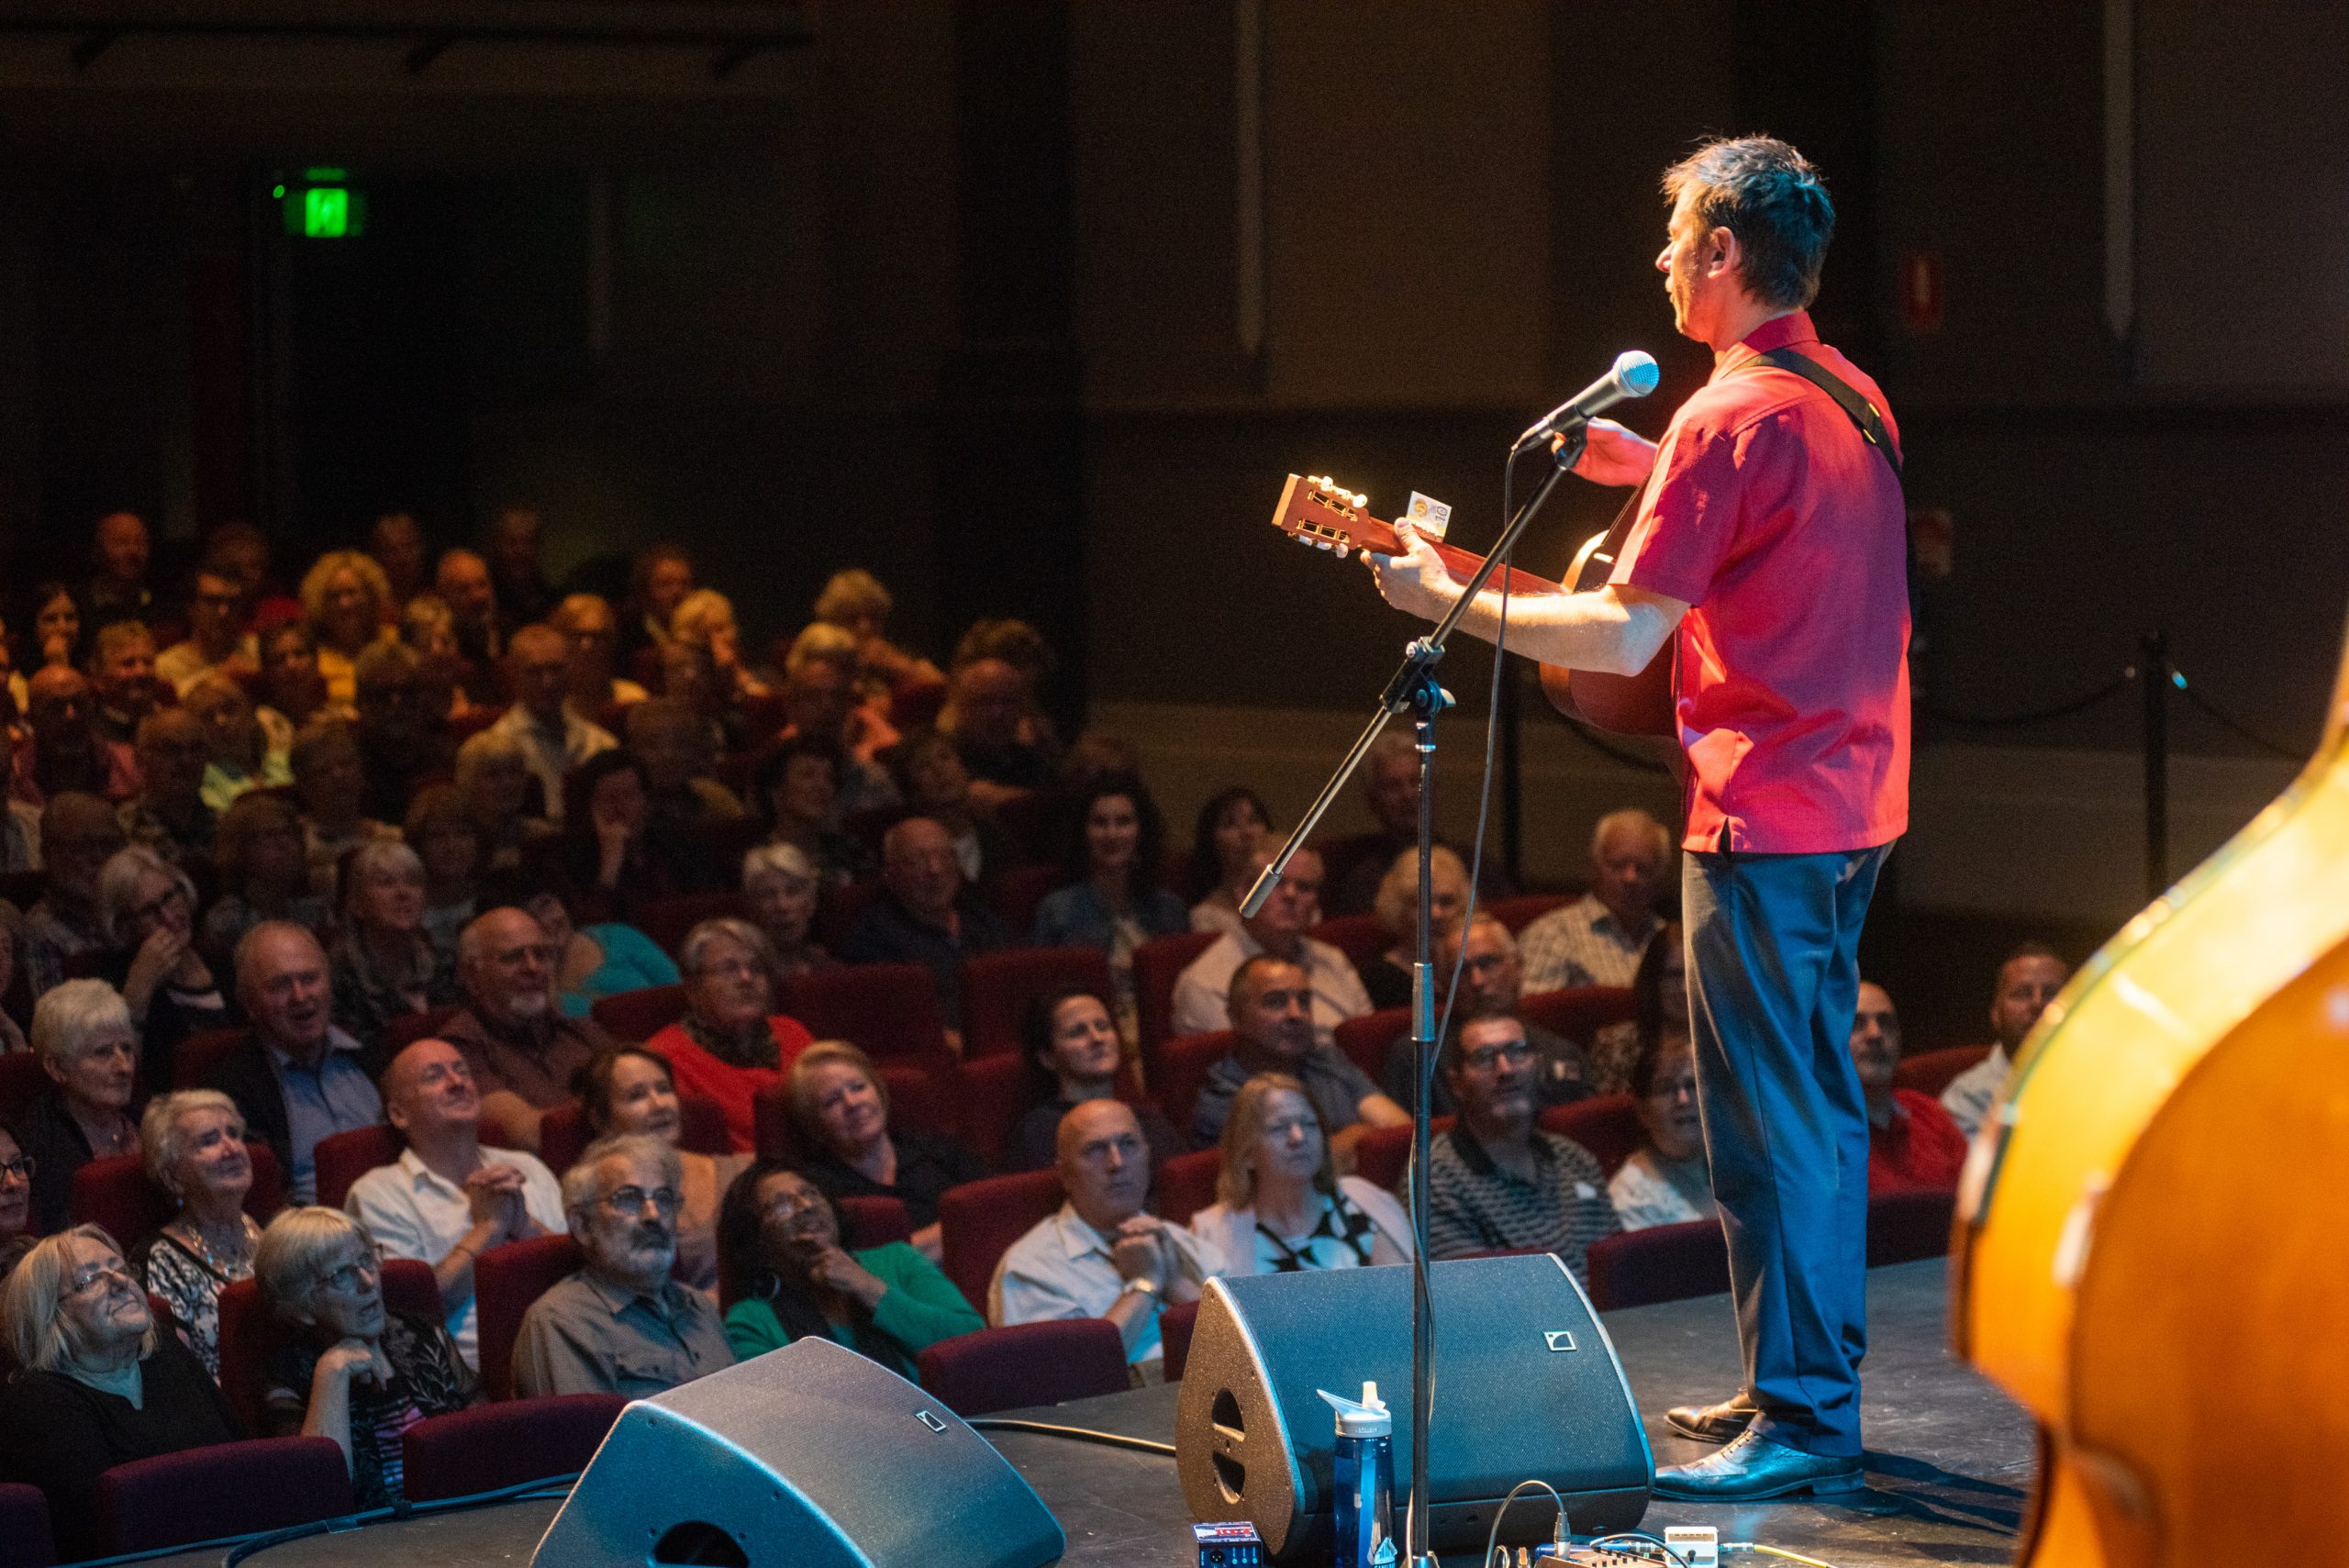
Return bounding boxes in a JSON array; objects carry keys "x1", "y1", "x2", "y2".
[
  {"x1": 1954, "y1": 618, "x2": 2349, "y2": 1564},
  {"x1": 1268, "y1": 473, "x2": 1673, "y2": 737}
]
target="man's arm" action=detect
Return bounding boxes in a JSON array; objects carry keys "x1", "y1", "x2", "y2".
[{"x1": 1369, "y1": 523, "x2": 1688, "y2": 675}]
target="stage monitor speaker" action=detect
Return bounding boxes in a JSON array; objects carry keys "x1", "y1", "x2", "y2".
[
  {"x1": 1175, "y1": 1254, "x2": 1651, "y2": 1559},
  {"x1": 532, "y1": 1337, "x2": 1066, "y2": 1568}
]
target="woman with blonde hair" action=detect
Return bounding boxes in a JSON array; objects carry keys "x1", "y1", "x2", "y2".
[
  {"x1": 1188, "y1": 1073, "x2": 1412, "y2": 1276},
  {"x1": 133, "y1": 1090, "x2": 263, "y2": 1376},
  {"x1": 398, "y1": 594, "x2": 475, "y2": 723},
  {"x1": 299, "y1": 550, "x2": 395, "y2": 709},
  {"x1": 787, "y1": 1041, "x2": 986, "y2": 1262},
  {"x1": 671, "y1": 587, "x2": 769, "y2": 704},
  {"x1": 1364, "y1": 844, "x2": 1470, "y2": 1012}
]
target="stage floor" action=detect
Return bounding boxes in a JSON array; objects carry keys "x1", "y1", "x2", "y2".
[{"x1": 146, "y1": 1258, "x2": 2033, "y2": 1568}]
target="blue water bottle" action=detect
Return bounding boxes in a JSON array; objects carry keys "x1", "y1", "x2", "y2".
[{"x1": 1319, "y1": 1382, "x2": 1395, "y2": 1568}]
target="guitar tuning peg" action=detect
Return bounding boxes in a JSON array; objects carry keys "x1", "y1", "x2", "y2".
[
  {"x1": 1352, "y1": 492, "x2": 1368, "y2": 508},
  {"x1": 1335, "y1": 545, "x2": 1352, "y2": 561}
]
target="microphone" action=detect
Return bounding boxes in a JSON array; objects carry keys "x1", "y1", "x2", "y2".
[{"x1": 1514, "y1": 350, "x2": 1660, "y2": 450}]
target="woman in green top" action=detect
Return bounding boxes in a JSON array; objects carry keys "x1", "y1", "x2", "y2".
[{"x1": 716, "y1": 1162, "x2": 982, "y2": 1376}]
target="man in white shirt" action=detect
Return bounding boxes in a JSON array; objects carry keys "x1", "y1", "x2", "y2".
[
  {"x1": 345, "y1": 1035, "x2": 562, "y2": 1368},
  {"x1": 1518, "y1": 809, "x2": 1672, "y2": 992},
  {"x1": 484, "y1": 624, "x2": 616, "y2": 825},
  {"x1": 1939, "y1": 944, "x2": 2069, "y2": 1138},
  {"x1": 1171, "y1": 844, "x2": 1371, "y2": 1046},
  {"x1": 989, "y1": 1100, "x2": 1221, "y2": 1372}
]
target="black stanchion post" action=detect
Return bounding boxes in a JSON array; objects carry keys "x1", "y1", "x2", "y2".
[
  {"x1": 2142, "y1": 630, "x2": 2169, "y2": 899},
  {"x1": 1499, "y1": 662, "x2": 1523, "y2": 891}
]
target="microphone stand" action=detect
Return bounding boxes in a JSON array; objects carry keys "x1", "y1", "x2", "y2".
[{"x1": 1241, "y1": 425, "x2": 1588, "y2": 1568}]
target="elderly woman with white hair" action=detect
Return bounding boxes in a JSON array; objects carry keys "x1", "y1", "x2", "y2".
[
  {"x1": 12, "y1": 980, "x2": 141, "y2": 1234},
  {"x1": 257, "y1": 1207, "x2": 477, "y2": 1506},
  {"x1": 1363, "y1": 843, "x2": 1471, "y2": 1013},
  {"x1": 90, "y1": 844, "x2": 236, "y2": 1096},
  {"x1": 642, "y1": 918, "x2": 817, "y2": 1153},
  {"x1": 741, "y1": 841, "x2": 837, "y2": 979},
  {"x1": 0, "y1": 1226, "x2": 241, "y2": 1560},
  {"x1": 328, "y1": 838, "x2": 462, "y2": 1057},
  {"x1": 131, "y1": 1090, "x2": 262, "y2": 1377}
]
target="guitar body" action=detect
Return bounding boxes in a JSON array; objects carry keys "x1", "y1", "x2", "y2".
[{"x1": 1534, "y1": 511, "x2": 1675, "y2": 738}]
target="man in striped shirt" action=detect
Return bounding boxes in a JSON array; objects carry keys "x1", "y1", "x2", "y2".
[{"x1": 1517, "y1": 809, "x2": 1671, "y2": 993}]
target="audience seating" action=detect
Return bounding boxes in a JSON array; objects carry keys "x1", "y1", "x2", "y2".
[
  {"x1": 1150, "y1": 1029, "x2": 1233, "y2": 1134},
  {"x1": 401, "y1": 1393, "x2": 629, "y2": 1503},
  {"x1": 776, "y1": 962, "x2": 953, "y2": 1073},
  {"x1": 93, "y1": 1436, "x2": 355, "y2": 1557},
  {"x1": 474, "y1": 1234, "x2": 584, "y2": 1400},
  {"x1": 937, "y1": 1169, "x2": 1063, "y2": 1310},
  {"x1": 71, "y1": 1144, "x2": 285, "y2": 1242},
  {"x1": 635, "y1": 891, "x2": 746, "y2": 960},
  {"x1": 215, "y1": 1261, "x2": 441, "y2": 1434},
  {"x1": 1485, "y1": 891, "x2": 1573, "y2": 933},
  {"x1": 1333, "y1": 1006, "x2": 1409, "y2": 1083},
  {"x1": 1159, "y1": 1299, "x2": 1199, "y2": 1383},
  {"x1": 589, "y1": 983, "x2": 686, "y2": 1042},
  {"x1": 536, "y1": 1092, "x2": 728, "y2": 1174},
  {"x1": 314, "y1": 1125, "x2": 404, "y2": 1210},
  {"x1": 1539, "y1": 1095, "x2": 1642, "y2": 1177},
  {"x1": 0, "y1": 1483, "x2": 53, "y2": 1568},
  {"x1": 916, "y1": 1319, "x2": 1130, "y2": 1417},
  {"x1": 1152, "y1": 1148, "x2": 1221, "y2": 1226},
  {"x1": 0, "y1": 1051, "x2": 50, "y2": 1126},
  {"x1": 1517, "y1": 985, "x2": 1637, "y2": 1048},
  {"x1": 959, "y1": 945, "x2": 1115, "y2": 1061},
  {"x1": 988, "y1": 792, "x2": 1061, "y2": 864},
  {"x1": 952, "y1": 1053, "x2": 1029, "y2": 1168},
  {"x1": 384, "y1": 1003, "x2": 465, "y2": 1054},
  {"x1": 1893, "y1": 1045, "x2": 1992, "y2": 1097},
  {"x1": 1312, "y1": 831, "x2": 1393, "y2": 909},
  {"x1": 1866, "y1": 1187, "x2": 1959, "y2": 1267},
  {"x1": 813, "y1": 879, "x2": 880, "y2": 951},
  {"x1": 1352, "y1": 1119, "x2": 1451, "y2": 1192},
  {"x1": 987, "y1": 863, "x2": 1065, "y2": 938},
  {"x1": 1584, "y1": 1219, "x2": 1731, "y2": 1311},
  {"x1": 1133, "y1": 929, "x2": 1218, "y2": 1055},
  {"x1": 171, "y1": 1025, "x2": 252, "y2": 1090},
  {"x1": 750, "y1": 1062, "x2": 949, "y2": 1166},
  {"x1": 837, "y1": 1195, "x2": 915, "y2": 1250},
  {"x1": 1308, "y1": 913, "x2": 1389, "y2": 978}
]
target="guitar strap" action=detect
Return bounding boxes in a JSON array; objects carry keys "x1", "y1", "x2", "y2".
[{"x1": 1746, "y1": 346, "x2": 1904, "y2": 483}]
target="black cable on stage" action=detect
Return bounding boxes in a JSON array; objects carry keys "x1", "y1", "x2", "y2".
[
  {"x1": 1921, "y1": 666, "x2": 2137, "y2": 729},
  {"x1": 211, "y1": 1473, "x2": 581, "y2": 1567},
  {"x1": 2170, "y1": 669, "x2": 2307, "y2": 761},
  {"x1": 968, "y1": 1418, "x2": 1177, "y2": 1457}
]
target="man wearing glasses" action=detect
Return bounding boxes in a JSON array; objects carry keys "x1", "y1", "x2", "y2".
[{"x1": 512, "y1": 1132, "x2": 734, "y2": 1397}]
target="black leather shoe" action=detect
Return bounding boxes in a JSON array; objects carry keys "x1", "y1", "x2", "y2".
[
  {"x1": 1651, "y1": 1429, "x2": 1864, "y2": 1502},
  {"x1": 1664, "y1": 1397, "x2": 1755, "y2": 1444}
]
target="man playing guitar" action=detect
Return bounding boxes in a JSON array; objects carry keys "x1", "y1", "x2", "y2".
[{"x1": 1366, "y1": 135, "x2": 1909, "y2": 1502}]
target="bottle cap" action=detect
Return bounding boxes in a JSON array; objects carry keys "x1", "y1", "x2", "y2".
[{"x1": 1317, "y1": 1380, "x2": 1393, "y2": 1438}]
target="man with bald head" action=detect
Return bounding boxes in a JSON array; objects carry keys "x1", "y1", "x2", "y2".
[
  {"x1": 1520, "y1": 807, "x2": 1674, "y2": 992},
  {"x1": 11, "y1": 665, "x2": 138, "y2": 806},
  {"x1": 990, "y1": 1099, "x2": 1220, "y2": 1372},
  {"x1": 1191, "y1": 953, "x2": 1408, "y2": 1151},
  {"x1": 435, "y1": 906, "x2": 614, "y2": 1151},
  {"x1": 119, "y1": 707, "x2": 217, "y2": 862},
  {"x1": 204, "y1": 920, "x2": 385, "y2": 1203},
  {"x1": 1172, "y1": 842, "x2": 1373, "y2": 1043},
  {"x1": 839, "y1": 816, "x2": 1013, "y2": 1042},
  {"x1": 346, "y1": 1036, "x2": 562, "y2": 1367},
  {"x1": 484, "y1": 623, "x2": 615, "y2": 823}
]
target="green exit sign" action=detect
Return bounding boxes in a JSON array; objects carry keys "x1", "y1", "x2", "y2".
[{"x1": 278, "y1": 169, "x2": 366, "y2": 239}]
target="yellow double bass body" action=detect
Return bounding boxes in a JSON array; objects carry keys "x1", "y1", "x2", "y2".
[{"x1": 1955, "y1": 622, "x2": 2349, "y2": 1566}]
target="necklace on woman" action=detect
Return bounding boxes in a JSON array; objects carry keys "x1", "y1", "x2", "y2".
[{"x1": 170, "y1": 1214, "x2": 256, "y2": 1276}]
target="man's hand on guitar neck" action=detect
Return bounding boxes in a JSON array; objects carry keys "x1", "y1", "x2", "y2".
[
  {"x1": 1361, "y1": 516, "x2": 1462, "y2": 624},
  {"x1": 1561, "y1": 418, "x2": 1659, "y2": 488}
]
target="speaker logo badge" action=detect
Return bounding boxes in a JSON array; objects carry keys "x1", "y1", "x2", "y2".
[
  {"x1": 916, "y1": 1409, "x2": 950, "y2": 1432},
  {"x1": 1543, "y1": 1331, "x2": 1578, "y2": 1352}
]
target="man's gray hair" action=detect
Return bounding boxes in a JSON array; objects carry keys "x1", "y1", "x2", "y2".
[
  {"x1": 456, "y1": 906, "x2": 539, "y2": 969},
  {"x1": 95, "y1": 844, "x2": 195, "y2": 947},
  {"x1": 454, "y1": 727, "x2": 529, "y2": 794},
  {"x1": 30, "y1": 979, "x2": 134, "y2": 1067},
  {"x1": 233, "y1": 919, "x2": 328, "y2": 993},
  {"x1": 742, "y1": 840, "x2": 817, "y2": 889},
  {"x1": 562, "y1": 1132, "x2": 682, "y2": 1217},
  {"x1": 1590, "y1": 808, "x2": 1672, "y2": 864}
]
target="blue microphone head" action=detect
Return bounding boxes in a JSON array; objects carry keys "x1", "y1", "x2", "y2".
[{"x1": 1613, "y1": 350, "x2": 1661, "y2": 398}]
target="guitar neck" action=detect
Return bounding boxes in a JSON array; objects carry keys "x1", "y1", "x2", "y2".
[{"x1": 1427, "y1": 538, "x2": 1563, "y2": 599}]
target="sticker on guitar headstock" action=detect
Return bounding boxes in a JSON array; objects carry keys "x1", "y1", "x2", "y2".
[{"x1": 1405, "y1": 493, "x2": 1452, "y2": 541}]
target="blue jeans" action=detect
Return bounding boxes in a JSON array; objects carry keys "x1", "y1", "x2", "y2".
[{"x1": 1682, "y1": 840, "x2": 1890, "y2": 1458}]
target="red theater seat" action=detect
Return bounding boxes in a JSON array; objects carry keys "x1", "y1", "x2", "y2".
[
  {"x1": 401, "y1": 1393, "x2": 629, "y2": 1502},
  {"x1": 1308, "y1": 913, "x2": 1388, "y2": 978},
  {"x1": 837, "y1": 1195, "x2": 914, "y2": 1250},
  {"x1": 987, "y1": 864, "x2": 1066, "y2": 939},
  {"x1": 1584, "y1": 1219, "x2": 1731, "y2": 1311},
  {"x1": 938, "y1": 1169, "x2": 1063, "y2": 1311},
  {"x1": 1133, "y1": 929, "x2": 1218, "y2": 1056},
  {"x1": 1485, "y1": 892, "x2": 1572, "y2": 933},
  {"x1": 916, "y1": 1319, "x2": 1130, "y2": 1417},
  {"x1": 1151, "y1": 1029, "x2": 1232, "y2": 1133},
  {"x1": 72, "y1": 1145, "x2": 284, "y2": 1242},
  {"x1": 1893, "y1": 1045, "x2": 1992, "y2": 1097},
  {"x1": 1867, "y1": 1187, "x2": 1958, "y2": 1267},
  {"x1": 172, "y1": 1026, "x2": 251, "y2": 1091},
  {"x1": 1160, "y1": 1298, "x2": 1200, "y2": 1383},
  {"x1": 94, "y1": 1436, "x2": 354, "y2": 1558},
  {"x1": 474, "y1": 1235, "x2": 584, "y2": 1400},
  {"x1": 590, "y1": 984, "x2": 687, "y2": 1042},
  {"x1": 635, "y1": 891, "x2": 747, "y2": 960},
  {"x1": 1152, "y1": 1148, "x2": 1221, "y2": 1227},
  {"x1": 385, "y1": 1004, "x2": 466, "y2": 1054},
  {"x1": 777, "y1": 963, "x2": 952, "y2": 1073},
  {"x1": 1539, "y1": 1095, "x2": 1643, "y2": 1178},
  {"x1": 750, "y1": 1062, "x2": 943, "y2": 1166},
  {"x1": 314, "y1": 1125, "x2": 403, "y2": 1211},
  {"x1": 1351, "y1": 1120, "x2": 1451, "y2": 1192},
  {"x1": 1334, "y1": 1006, "x2": 1409, "y2": 1082},
  {"x1": 0, "y1": 1482, "x2": 55, "y2": 1568},
  {"x1": 1517, "y1": 986, "x2": 1637, "y2": 1048},
  {"x1": 960, "y1": 946, "x2": 1115, "y2": 1061}
]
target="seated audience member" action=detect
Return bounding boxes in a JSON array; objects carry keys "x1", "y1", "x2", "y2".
[
  {"x1": 405, "y1": 784, "x2": 482, "y2": 953},
  {"x1": 621, "y1": 543, "x2": 696, "y2": 663},
  {"x1": 346, "y1": 1038, "x2": 562, "y2": 1367},
  {"x1": 1362, "y1": 844, "x2": 1470, "y2": 1012},
  {"x1": 749, "y1": 735, "x2": 873, "y2": 887},
  {"x1": 368, "y1": 510, "x2": 430, "y2": 609},
  {"x1": 85, "y1": 511, "x2": 157, "y2": 628},
  {"x1": 302, "y1": 550, "x2": 395, "y2": 711},
  {"x1": 292, "y1": 719, "x2": 396, "y2": 897},
  {"x1": 741, "y1": 841, "x2": 837, "y2": 978},
  {"x1": 28, "y1": 580, "x2": 85, "y2": 671},
  {"x1": 1942, "y1": 944, "x2": 2071, "y2": 1138},
  {"x1": 254, "y1": 621, "x2": 329, "y2": 755},
  {"x1": 552, "y1": 592, "x2": 649, "y2": 716},
  {"x1": 1382, "y1": 914, "x2": 1590, "y2": 1116},
  {"x1": 1327, "y1": 733, "x2": 1512, "y2": 917},
  {"x1": 512, "y1": 1132, "x2": 735, "y2": 1397},
  {"x1": 989, "y1": 1100, "x2": 1218, "y2": 1371},
  {"x1": 485, "y1": 505, "x2": 556, "y2": 631},
  {"x1": 206, "y1": 520, "x2": 302, "y2": 633},
  {"x1": 257, "y1": 1207, "x2": 478, "y2": 1505},
  {"x1": 1518, "y1": 809, "x2": 1671, "y2": 993},
  {"x1": 1186, "y1": 786, "x2": 1273, "y2": 937},
  {"x1": 578, "y1": 1046, "x2": 748, "y2": 1295},
  {"x1": 350, "y1": 640, "x2": 451, "y2": 824},
  {"x1": 657, "y1": 638, "x2": 733, "y2": 752},
  {"x1": 328, "y1": 840, "x2": 462, "y2": 1058},
  {"x1": 1172, "y1": 843, "x2": 1373, "y2": 1047},
  {"x1": 1191, "y1": 955, "x2": 1409, "y2": 1152},
  {"x1": 563, "y1": 749, "x2": 716, "y2": 924},
  {"x1": 810, "y1": 566, "x2": 946, "y2": 723},
  {"x1": 1423, "y1": 1013, "x2": 1620, "y2": 1280},
  {"x1": 627, "y1": 696, "x2": 745, "y2": 833},
  {"x1": 952, "y1": 620, "x2": 1059, "y2": 732},
  {"x1": 840, "y1": 816, "x2": 1014, "y2": 1043},
  {"x1": 24, "y1": 792, "x2": 126, "y2": 995},
  {"x1": 670, "y1": 587, "x2": 769, "y2": 707},
  {"x1": 941, "y1": 654, "x2": 1054, "y2": 807},
  {"x1": 207, "y1": 922, "x2": 385, "y2": 1205},
  {"x1": 644, "y1": 918, "x2": 816, "y2": 1152},
  {"x1": 1586, "y1": 921, "x2": 1687, "y2": 1096},
  {"x1": 87, "y1": 620, "x2": 161, "y2": 748},
  {"x1": 158, "y1": 566, "x2": 258, "y2": 695},
  {"x1": 119, "y1": 706, "x2": 218, "y2": 862},
  {"x1": 201, "y1": 792, "x2": 328, "y2": 962},
  {"x1": 774, "y1": 629, "x2": 901, "y2": 802},
  {"x1": 455, "y1": 728, "x2": 551, "y2": 873},
  {"x1": 11, "y1": 981, "x2": 142, "y2": 1234},
  {"x1": 132, "y1": 1090, "x2": 262, "y2": 1377},
  {"x1": 183, "y1": 670, "x2": 286, "y2": 811},
  {"x1": 0, "y1": 1227, "x2": 240, "y2": 1561},
  {"x1": 487, "y1": 625, "x2": 617, "y2": 826},
  {"x1": 718, "y1": 1162, "x2": 979, "y2": 1372},
  {"x1": 14, "y1": 665, "x2": 137, "y2": 806},
  {"x1": 1192, "y1": 1073, "x2": 1412, "y2": 1274},
  {"x1": 789, "y1": 1041, "x2": 986, "y2": 1259},
  {"x1": 1008, "y1": 988, "x2": 1184, "y2": 1173},
  {"x1": 0, "y1": 1126, "x2": 29, "y2": 1251},
  {"x1": 1609, "y1": 1032, "x2": 1718, "y2": 1231},
  {"x1": 435, "y1": 549, "x2": 503, "y2": 702},
  {"x1": 399, "y1": 595, "x2": 475, "y2": 724},
  {"x1": 1032, "y1": 777, "x2": 1188, "y2": 1038},
  {"x1": 440, "y1": 906, "x2": 612, "y2": 1152},
  {"x1": 894, "y1": 729, "x2": 1008, "y2": 888},
  {"x1": 93, "y1": 845, "x2": 234, "y2": 1095},
  {"x1": 479, "y1": 864, "x2": 675, "y2": 1019},
  {"x1": 1851, "y1": 981, "x2": 1967, "y2": 1193},
  {"x1": 0, "y1": 903, "x2": 23, "y2": 1048}
]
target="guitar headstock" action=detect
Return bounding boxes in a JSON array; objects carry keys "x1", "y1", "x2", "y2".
[{"x1": 1268, "y1": 474, "x2": 1403, "y2": 561}]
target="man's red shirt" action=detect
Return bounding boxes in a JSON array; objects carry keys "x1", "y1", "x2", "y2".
[
  {"x1": 1614, "y1": 311, "x2": 1909, "y2": 854},
  {"x1": 1866, "y1": 1087, "x2": 1968, "y2": 1195}
]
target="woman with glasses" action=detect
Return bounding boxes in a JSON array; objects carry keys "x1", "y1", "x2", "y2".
[
  {"x1": 1190, "y1": 1073, "x2": 1411, "y2": 1275},
  {"x1": 1609, "y1": 1029, "x2": 1718, "y2": 1232},
  {"x1": 0, "y1": 1126, "x2": 34, "y2": 1250},
  {"x1": 643, "y1": 918, "x2": 815, "y2": 1153},
  {"x1": 256, "y1": 1207, "x2": 478, "y2": 1507},
  {"x1": 715, "y1": 1162, "x2": 980, "y2": 1374},
  {"x1": 13, "y1": 980, "x2": 141, "y2": 1234},
  {"x1": 0, "y1": 1226, "x2": 239, "y2": 1561},
  {"x1": 577, "y1": 1045, "x2": 748, "y2": 1296},
  {"x1": 130, "y1": 1090, "x2": 263, "y2": 1379},
  {"x1": 328, "y1": 839, "x2": 462, "y2": 1058},
  {"x1": 90, "y1": 845, "x2": 235, "y2": 1097}
]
